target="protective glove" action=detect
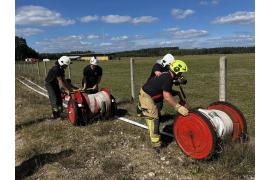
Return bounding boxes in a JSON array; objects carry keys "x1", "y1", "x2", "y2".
[{"x1": 175, "y1": 103, "x2": 189, "y2": 116}]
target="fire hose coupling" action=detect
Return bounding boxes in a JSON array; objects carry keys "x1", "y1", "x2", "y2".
[{"x1": 175, "y1": 103, "x2": 189, "y2": 116}]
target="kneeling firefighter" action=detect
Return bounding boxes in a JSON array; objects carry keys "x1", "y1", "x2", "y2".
[
  {"x1": 45, "y1": 56, "x2": 72, "y2": 119},
  {"x1": 138, "y1": 60, "x2": 189, "y2": 148}
]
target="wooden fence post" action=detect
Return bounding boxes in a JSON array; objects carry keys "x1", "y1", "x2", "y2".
[
  {"x1": 24, "y1": 62, "x2": 27, "y2": 73},
  {"x1": 37, "y1": 61, "x2": 40, "y2": 77},
  {"x1": 68, "y1": 65, "x2": 71, "y2": 79},
  {"x1": 28, "y1": 63, "x2": 31, "y2": 74},
  {"x1": 31, "y1": 63, "x2": 34, "y2": 74},
  {"x1": 19, "y1": 62, "x2": 21, "y2": 73},
  {"x1": 44, "y1": 61, "x2": 47, "y2": 77},
  {"x1": 130, "y1": 58, "x2": 136, "y2": 101},
  {"x1": 219, "y1": 56, "x2": 227, "y2": 101}
]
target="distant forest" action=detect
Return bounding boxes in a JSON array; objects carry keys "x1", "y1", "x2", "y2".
[
  {"x1": 15, "y1": 36, "x2": 255, "y2": 61},
  {"x1": 110, "y1": 46, "x2": 255, "y2": 57}
]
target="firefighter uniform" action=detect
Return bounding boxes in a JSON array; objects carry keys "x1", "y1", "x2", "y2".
[
  {"x1": 139, "y1": 72, "x2": 174, "y2": 147},
  {"x1": 45, "y1": 61, "x2": 65, "y2": 118},
  {"x1": 147, "y1": 63, "x2": 170, "y2": 112},
  {"x1": 82, "y1": 65, "x2": 102, "y2": 93}
]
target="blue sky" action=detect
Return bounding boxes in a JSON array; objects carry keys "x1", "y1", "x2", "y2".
[{"x1": 15, "y1": 0, "x2": 255, "y2": 53}]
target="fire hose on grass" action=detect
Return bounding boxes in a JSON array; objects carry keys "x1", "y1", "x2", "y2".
[
  {"x1": 173, "y1": 84, "x2": 248, "y2": 159},
  {"x1": 17, "y1": 76, "x2": 248, "y2": 160}
]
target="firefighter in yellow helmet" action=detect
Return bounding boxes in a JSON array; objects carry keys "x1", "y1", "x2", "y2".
[{"x1": 138, "y1": 60, "x2": 189, "y2": 150}]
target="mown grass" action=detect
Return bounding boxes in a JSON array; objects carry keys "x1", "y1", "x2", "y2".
[{"x1": 15, "y1": 53, "x2": 255, "y2": 179}]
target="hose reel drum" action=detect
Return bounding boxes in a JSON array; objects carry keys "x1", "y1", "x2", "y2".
[
  {"x1": 173, "y1": 101, "x2": 248, "y2": 160},
  {"x1": 64, "y1": 88, "x2": 117, "y2": 125}
]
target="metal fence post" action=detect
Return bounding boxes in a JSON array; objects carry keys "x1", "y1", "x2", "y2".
[
  {"x1": 130, "y1": 58, "x2": 136, "y2": 101},
  {"x1": 219, "y1": 56, "x2": 227, "y2": 101}
]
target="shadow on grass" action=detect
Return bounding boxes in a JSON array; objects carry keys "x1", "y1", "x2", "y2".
[
  {"x1": 116, "y1": 99, "x2": 133, "y2": 106},
  {"x1": 15, "y1": 149, "x2": 74, "y2": 180},
  {"x1": 161, "y1": 122, "x2": 175, "y2": 147},
  {"x1": 159, "y1": 114, "x2": 176, "y2": 123},
  {"x1": 115, "y1": 108, "x2": 128, "y2": 116},
  {"x1": 76, "y1": 108, "x2": 128, "y2": 126},
  {"x1": 16, "y1": 116, "x2": 50, "y2": 131}
]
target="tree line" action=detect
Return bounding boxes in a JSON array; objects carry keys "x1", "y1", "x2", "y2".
[
  {"x1": 15, "y1": 36, "x2": 255, "y2": 61},
  {"x1": 15, "y1": 36, "x2": 39, "y2": 61},
  {"x1": 110, "y1": 46, "x2": 255, "y2": 57}
]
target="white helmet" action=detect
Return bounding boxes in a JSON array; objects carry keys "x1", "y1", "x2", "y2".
[
  {"x1": 90, "y1": 56, "x2": 98, "y2": 65},
  {"x1": 161, "y1": 54, "x2": 174, "y2": 67},
  {"x1": 58, "y1": 56, "x2": 71, "y2": 66}
]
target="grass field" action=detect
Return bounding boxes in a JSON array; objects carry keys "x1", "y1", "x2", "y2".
[{"x1": 15, "y1": 53, "x2": 255, "y2": 179}]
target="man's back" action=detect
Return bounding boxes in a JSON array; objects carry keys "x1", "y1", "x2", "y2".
[{"x1": 143, "y1": 72, "x2": 173, "y2": 98}]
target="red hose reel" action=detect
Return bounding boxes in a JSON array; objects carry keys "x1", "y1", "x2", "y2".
[
  {"x1": 64, "y1": 88, "x2": 116, "y2": 126},
  {"x1": 173, "y1": 101, "x2": 248, "y2": 160}
]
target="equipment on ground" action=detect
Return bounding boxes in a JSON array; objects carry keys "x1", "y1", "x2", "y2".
[
  {"x1": 62, "y1": 88, "x2": 117, "y2": 125},
  {"x1": 17, "y1": 76, "x2": 249, "y2": 160},
  {"x1": 173, "y1": 101, "x2": 248, "y2": 160}
]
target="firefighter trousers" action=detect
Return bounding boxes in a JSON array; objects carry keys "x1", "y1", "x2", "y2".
[
  {"x1": 139, "y1": 88, "x2": 161, "y2": 147},
  {"x1": 45, "y1": 82, "x2": 63, "y2": 116}
]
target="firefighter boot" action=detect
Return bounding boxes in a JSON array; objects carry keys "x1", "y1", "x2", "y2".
[
  {"x1": 51, "y1": 108, "x2": 61, "y2": 119},
  {"x1": 136, "y1": 102, "x2": 143, "y2": 117},
  {"x1": 146, "y1": 118, "x2": 161, "y2": 148}
]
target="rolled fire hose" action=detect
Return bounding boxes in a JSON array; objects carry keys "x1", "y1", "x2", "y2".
[
  {"x1": 198, "y1": 109, "x2": 233, "y2": 139},
  {"x1": 173, "y1": 102, "x2": 248, "y2": 160},
  {"x1": 87, "y1": 91, "x2": 111, "y2": 114}
]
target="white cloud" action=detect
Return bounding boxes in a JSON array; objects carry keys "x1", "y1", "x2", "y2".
[
  {"x1": 134, "y1": 35, "x2": 144, "y2": 39},
  {"x1": 79, "y1": 15, "x2": 99, "y2": 23},
  {"x1": 100, "y1": 42, "x2": 113, "y2": 46},
  {"x1": 101, "y1": 15, "x2": 132, "y2": 23},
  {"x1": 33, "y1": 27, "x2": 254, "y2": 53},
  {"x1": 16, "y1": 5, "x2": 75, "y2": 26},
  {"x1": 111, "y1": 35, "x2": 128, "y2": 41},
  {"x1": 100, "y1": 15, "x2": 158, "y2": 25},
  {"x1": 87, "y1": 35, "x2": 99, "y2": 39},
  {"x1": 200, "y1": 0, "x2": 219, "y2": 5},
  {"x1": 167, "y1": 29, "x2": 208, "y2": 39},
  {"x1": 212, "y1": 11, "x2": 255, "y2": 24},
  {"x1": 35, "y1": 35, "x2": 91, "y2": 53},
  {"x1": 164, "y1": 27, "x2": 180, "y2": 32},
  {"x1": 206, "y1": 34, "x2": 255, "y2": 46},
  {"x1": 16, "y1": 27, "x2": 43, "y2": 37},
  {"x1": 132, "y1": 16, "x2": 158, "y2": 24},
  {"x1": 171, "y1": 9, "x2": 195, "y2": 19}
]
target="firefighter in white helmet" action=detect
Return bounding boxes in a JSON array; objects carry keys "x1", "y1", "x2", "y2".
[
  {"x1": 45, "y1": 56, "x2": 72, "y2": 119},
  {"x1": 138, "y1": 60, "x2": 189, "y2": 151},
  {"x1": 147, "y1": 53, "x2": 174, "y2": 80},
  {"x1": 82, "y1": 56, "x2": 103, "y2": 94},
  {"x1": 137, "y1": 54, "x2": 175, "y2": 117}
]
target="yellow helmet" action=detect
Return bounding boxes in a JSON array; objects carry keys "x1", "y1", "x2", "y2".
[{"x1": 169, "y1": 60, "x2": 188, "y2": 75}]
